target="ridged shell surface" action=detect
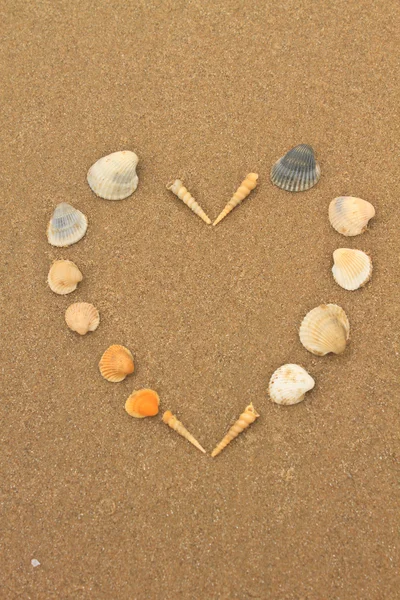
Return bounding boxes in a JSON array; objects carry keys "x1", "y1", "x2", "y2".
[
  {"x1": 299, "y1": 304, "x2": 350, "y2": 356},
  {"x1": 47, "y1": 260, "x2": 83, "y2": 295},
  {"x1": 65, "y1": 302, "x2": 100, "y2": 335},
  {"x1": 332, "y1": 249, "x2": 372, "y2": 291},
  {"x1": 269, "y1": 364, "x2": 315, "y2": 405},
  {"x1": 271, "y1": 144, "x2": 321, "y2": 192},
  {"x1": 99, "y1": 345, "x2": 135, "y2": 382},
  {"x1": 87, "y1": 150, "x2": 139, "y2": 200},
  {"x1": 47, "y1": 203, "x2": 88, "y2": 247},
  {"x1": 329, "y1": 197, "x2": 375, "y2": 236}
]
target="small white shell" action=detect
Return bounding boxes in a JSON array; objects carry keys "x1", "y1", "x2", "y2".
[
  {"x1": 65, "y1": 302, "x2": 100, "y2": 335},
  {"x1": 329, "y1": 196, "x2": 375, "y2": 236},
  {"x1": 47, "y1": 203, "x2": 88, "y2": 247},
  {"x1": 299, "y1": 304, "x2": 350, "y2": 356},
  {"x1": 87, "y1": 150, "x2": 139, "y2": 200},
  {"x1": 47, "y1": 260, "x2": 83, "y2": 295},
  {"x1": 332, "y1": 249, "x2": 372, "y2": 291},
  {"x1": 269, "y1": 364, "x2": 315, "y2": 405}
]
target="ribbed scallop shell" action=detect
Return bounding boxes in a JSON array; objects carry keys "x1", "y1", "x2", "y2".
[
  {"x1": 329, "y1": 197, "x2": 375, "y2": 236},
  {"x1": 269, "y1": 364, "x2": 315, "y2": 405},
  {"x1": 47, "y1": 260, "x2": 83, "y2": 295},
  {"x1": 47, "y1": 203, "x2": 88, "y2": 247},
  {"x1": 299, "y1": 304, "x2": 350, "y2": 356},
  {"x1": 65, "y1": 302, "x2": 100, "y2": 335},
  {"x1": 271, "y1": 144, "x2": 321, "y2": 192},
  {"x1": 99, "y1": 345, "x2": 135, "y2": 382},
  {"x1": 125, "y1": 389, "x2": 160, "y2": 418},
  {"x1": 87, "y1": 150, "x2": 139, "y2": 200},
  {"x1": 332, "y1": 249, "x2": 372, "y2": 291}
]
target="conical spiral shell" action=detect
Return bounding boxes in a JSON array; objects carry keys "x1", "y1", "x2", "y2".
[
  {"x1": 47, "y1": 260, "x2": 83, "y2": 295},
  {"x1": 125, "y1": 389, "x2": 160, "y2": 418},
  {"x1": 213, "y1": 173, "x2": 259, "y2": 226},
  {"x1": 211, "y1": 403, "x2": 259, "y2": 457},
  {"x1": 166, "y1": 179, "x2": 211, "y2": 224},
  {"x1": 269, "y1": 364, "x2": 315, "y2": 406},
  {"x1": 162, "y1": 411, "x2": 206, "y2": 453},
  {"x1": 329, "y1": 197, "x2": 375, "y2": 236},
  {"x1": 65, "y1": 302, "x2": 100, "y2": 335},
  {"x1": 332, "y1": 249, "x2": 372, "y2": 291},
  {"x1": 271, "y1": 144, "x2": 320, "y2": 192},
  {"x1": 47, "y1": 203, "x2": 88, "y2": 247},
  {"x1": 87, "y1": 150, "x2": 139, "y2": 200},
  {"x1": 99, "y1": 345, "x2": 135, "y2": 382},
  {"x1": 299, "y1": 304, "x2": 350, "y2": 356}
]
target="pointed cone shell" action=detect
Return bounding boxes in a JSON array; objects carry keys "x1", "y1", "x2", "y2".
[
  {"x1": 332, "y1": 249, "x2": 372, "y2": 291},
  {"x1": 65, "y1": 302, "x2": 100, "y2": 335},
  {"x1": 329, "y1": 197, "x2": 375, "y2": 236},
  {"x1": 271, "y1": 144, "x2": 321, "y2": 192},
  {"x1": 213, "y1": 173, "x2": 259, "y2": 226},
  {"x1": 47, "y1": 203, "x2": 88, "y2": 247},
  {"x1": 166, "y1": 179, "x2": 211, "y2": 224},
  {"x1": 211, "y1": 403, "x2": 260, "y2": 457},
  {"x1": 47, "y1": 260, "x2": 83, "y2": 295},
  {"x1": 299, "y1": 304, "x2": 350, "y2": 356},
  {"x1": 99, "y1": 345, "x2": 135, "y2": 382},
  {"x1": 162, "y1": 411, "x2": 206, "y2": 453},
  {"x1": 87, "y1": 150, "x2": 139, "y2": 200},
  {"x1": 125, "y1": 389, "x2": 160, "y2": 418},
  {"x1": 269, "y1": 364, "x2": 315, "y2": 406}
]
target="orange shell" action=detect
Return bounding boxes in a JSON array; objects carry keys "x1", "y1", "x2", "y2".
[
  {"x1": 99, "y1": 345, "x2": 135, "y2": 382},
  {"x1": 125, "y1": 389, "x2": 160, "y2": 418}
]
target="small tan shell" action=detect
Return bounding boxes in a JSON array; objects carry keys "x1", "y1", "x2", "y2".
[
  {"x1": 269, "y1": 364, "x2": 315, "y2": 406},
  {"x1": 166, "y1": 179, "x2": 211, "y2": 224},
  {"x1": 99, "y1": 345, "x2": 135, "y2": 382},
  {"x1": 47, "y1": 260, "x2": 83, "y2": 295},
  {"x1": 332, "y1": 249, "x2": 372, "y2": 291},
  {"x1": 329, "y1": 196, "x2": 375, "y2": 236},
  {"x1": 211, "y1": 403, "x2": 259, "y2": 457},
  {"x1": 87, "y1": 150, "x2": 139, "y2": 200},
  {"x1": 299, "y1": 304, "x2": 350, "y2": 356},
  {"x1": 47, "y1": 203, "x2": 88, "y2": 247},
  {"x1": 125, "y1": 389, "x2": 160, "y2": 418},
  {"x1": 162, "y1": 410, "x2": 206, "y2": 453},
  {"x1": 213, "y1": 173, "x2": 259, "y2": 226},
  {"x1": 65, "y1": 302, "x2": 100, "y2": 335}
]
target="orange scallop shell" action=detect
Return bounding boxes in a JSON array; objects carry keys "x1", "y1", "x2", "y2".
[
  {"x1": 125, "y1": 389, "x2": 160, "y2": 418},
  {"x1": 99, "y1": 345, "x2": 135, "y2": 382}
]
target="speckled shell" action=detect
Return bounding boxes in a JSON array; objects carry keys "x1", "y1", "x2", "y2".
[
  {"x1": 65, "y1": 302, "x2": 100, "y2": 335},
  {"x1": 166, "y1": 179, "x2": 211, "y2": 224},
  {"x1": 87, "y1": 150, "x2": 139, "y2": 200},
  {"x1": 329, "y1": 197, "x2": 375, "y2": 236},
  {"x1": 125, "y1": 389, "x2": 160, "y2": 418},
  {"x1": 47, "y1": 260, "x2": 83, "y2": 295},
  {"x1": 47, "y1": 203, "x2": 88, "y2": 247},
  {"x1": 271, "y1": 144, "x2": 320, "y2": 192},
  {"x1": 332, "y1": 249, "x2": 372, "y2": 291},
  {"x1": 213, "y1": 173, "x2": 259, "y2": 226},
  {"x1": 269, "y1": 364, "x2": 315, "y2": 406},
  {"x1": 99, "y1": 345, "x2": 135, "y2": 382},
  {"x1": 299, "y1": 304, "x2": 350, "y2": 356}
]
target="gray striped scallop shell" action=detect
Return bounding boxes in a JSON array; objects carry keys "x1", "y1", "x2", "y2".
[
  {"x1": 47, "y1": 202, "x2": 88, "y2": 247},
  {"x1": 270, "y1": 144, "x2": 321, "y2": 192}
]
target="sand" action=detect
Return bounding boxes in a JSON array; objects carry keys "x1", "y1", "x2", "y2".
[{"x1": 1, "y1": 1, "x2": 399, "y2": 598}]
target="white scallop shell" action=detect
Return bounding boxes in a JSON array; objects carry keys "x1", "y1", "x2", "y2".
[
  {"x1": 329, "y1": 196, "x2": 375, "y2": 236},
  {"x1": 299, "y1": 304, "x2": 350, "y2": 356},
  {"x1": 332, "y1": 249, "x2": 372, "y2": 291},
  {"x1": 47, "y1": 203, "x2": 88, "y2": 247},
  {"x1": 87, "y1": 150, "x2": 139, "y2": 200},
  {"x1": 65, "y1": 302, "x2": 100, "y2": 335},
  {"x1": 47, "y1": 260, "x2": 83, "y2": 295},
  {"x1": 269, "y1": 364, "x2": 315, "y2": 405}
]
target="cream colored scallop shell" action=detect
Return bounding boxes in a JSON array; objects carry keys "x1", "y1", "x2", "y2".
[
  {"x1": 65, "y1": 302, "x2": 100, "y2": 335},
  {"x1": 269, "y1": 364, "x2": 315, "y2": 405},
  {"x1": 329, "y1": 196, "x2": 375, "y2": 236},
  {"x1": 47, "y1": 203, "x2": 88, "y2": 247},
  {"x1": 332, "y1": 249, "x2": 372, "y2": 291},
  {"x1": 47, "y1": 260, "x2": 83, "y2": 295},
  {"x1": 299, "y1": 304, "x2": 350, "y2": 356},
  {"x1": 87, "y1": 150, "x2": 139, "y2": 200}
]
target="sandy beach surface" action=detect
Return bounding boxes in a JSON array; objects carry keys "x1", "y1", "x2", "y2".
[{"x1": 1, "y1": 1, "x2": 399, "y2": 598}]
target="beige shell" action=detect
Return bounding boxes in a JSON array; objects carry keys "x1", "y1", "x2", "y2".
[
  {"x1": 332, "y1": 249, "x2": 372, "y2": 291},
  {"x1": 211, "y1": 403, "x2": 259, "y2": 457},
  {"x1": 299, "y1": 304, "x2": 350, "y2": 356},
  {"x1": 47, "y1": 203, "x2": 88, "y2": 247},
  {"x1": 47, "y1": 260, "x2": 83, "y2": 295},
  {"x1": 162, "y1": 411, "x2": 206, "y2": 453},
  {"x1": 87, "y1": 150, "x2": 139, "y2": 200},
  {"x1": 269, "y1": 364, "x2": 315, "y2": 406},
  {"x1": 329, "y1": 196, "x2": 375, "y2": 236},
  {"x1": 166, "y1": 179, "x2": 211, "y2": 224},
  {"x1": 65, "y1": 302, "x2": 100, "y2": 335},
  {"x1": 213, "y1": 173, "x2": 259, "y2": 226},
  {"x1": 99, "y1": 345, "x2": 135, "y2": 382}
]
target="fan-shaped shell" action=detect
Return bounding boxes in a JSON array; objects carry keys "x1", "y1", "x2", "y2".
[
  {"x1": 87, "y1": 150, "x2": 139, "y2": 200},
  {"x1": 271, "y1": 144, "x2": 320, "y2": 192},
  {"x1": 125, "y1": 389, "x2": 160, "y2": 418},
  {"x1": 269, "y1": 364, "x2": 315, "y2": 405},
  {"x1": 99, "y1": 345, "x2": 135, "y2": 382},
  {"x1": 329, "y1": 197, "x2": 375, "y2": 236},
  {"x1": 47, "y1": 203, "x2": 88, "y2": 247},
  {"x1": 332, "y1": 249, "x2": 372, "y2": 291},
  {"x1": 47, "y1": 260, "x2": 83, "y2": 295},
  {"x1": 65, "y1": 302, "x2": 100, "y2": 335},
  {"x1": 299, "y1": 304, "x2": 350, "y2": 356}
]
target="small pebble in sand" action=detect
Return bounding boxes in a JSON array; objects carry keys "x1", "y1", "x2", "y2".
[{"x1": 31, "y1": 559, "x2": 40, "y2": 567}]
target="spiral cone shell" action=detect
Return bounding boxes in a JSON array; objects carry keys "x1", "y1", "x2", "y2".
[
  {"x1": 87, "y1": 150, "x2": 139, "y2": 200},
  {"x1": 99, "y1": 345, "x2": 135, "y2": 382},
  {"x1": 47, "y1": 260, "x2": 83, "y2": 295},
  {"x1": 211, "y1": 403, "x2": 259, "y2": 457},
  {"x1": 47, "y1": 203, "x2": 88, "y2": 247},
  {"x1": 65, "y1": 302, "x2": 100, "y2": 335},
  {"x1": 299, "y1": 304, "x2": 350, "y2": 356},
  {"x1": 162, "y1": 411, "x2": 206, "y2": 453},
  {"x1": 213, "y1": 173, "x2": 259, "y2": 226},
  {"x1": 329, "y1": 197, "x2": 375, "y2": 236},
  {"x1": 271, "y1": 144, "x2": 320, "y2": 192},
  {"x1": 125, "y1": 389, "x2": 160, "y2": 418},
  {"x1": 166, "y1": 179, "x2": 211, "y2": 224},
  {"x1": 269, "y1": 364, "x2": 315, "y2": 406},
  {"x1": 332, "y1": 249, "x2": 372, "y2": 291}
]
